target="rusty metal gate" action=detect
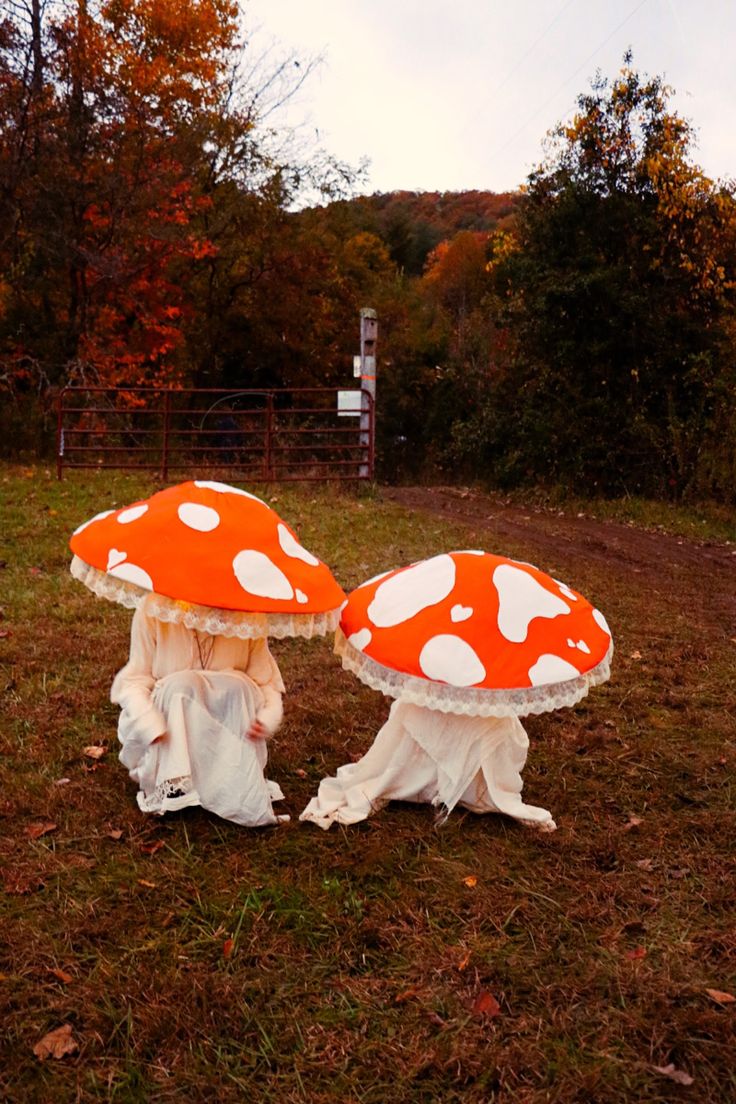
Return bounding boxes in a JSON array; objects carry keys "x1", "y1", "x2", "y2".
[{"x1": 56, "y1": 386, "x2": 374, "y2": 481}]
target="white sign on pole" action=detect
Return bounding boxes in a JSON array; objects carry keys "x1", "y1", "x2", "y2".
[
  {"x1": 353, "y1": 355, "x2": 362, "y2": 378},
  {"x1": 337, "y1": 390, "x2": 363, "y2": 417}
]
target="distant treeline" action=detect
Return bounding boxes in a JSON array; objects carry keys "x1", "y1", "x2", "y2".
[{"x1": 1, "y1": 8, "x2": 734, "y2": 501}]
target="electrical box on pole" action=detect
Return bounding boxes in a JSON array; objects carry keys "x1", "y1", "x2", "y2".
[{"x1": 359, "y1": 307, "x2": 377, "y2": 479}]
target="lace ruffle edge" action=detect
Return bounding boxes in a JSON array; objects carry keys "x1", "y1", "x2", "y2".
[
  {"x1": 70, "y1": 555, "x2": 342, "y2": 640},
  {"x1": 334, "y1": 628, "x2": 614, "y2": 718}
]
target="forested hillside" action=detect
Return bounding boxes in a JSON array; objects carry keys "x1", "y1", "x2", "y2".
[
  {"x1": 303, "y1": 190, "x2": 518, "y2": 275},
  {"x1": 1, "y1": 6, "x2": 734, "y2": 501}
]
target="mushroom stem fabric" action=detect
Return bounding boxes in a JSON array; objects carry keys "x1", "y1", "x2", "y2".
[
  {"x1": 111, "y1": 597, "x2": 287, "y2": 826},
  {"x1": 300, "y1": 701, "x2": 556, "y2": 831}
]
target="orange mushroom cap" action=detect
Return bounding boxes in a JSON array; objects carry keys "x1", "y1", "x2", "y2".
[
  {"x1": 69, "y1": 480, "x2": 345, "y2": 638},
  {"x1": 336, "y1": 551, "x2": 613, "y2": 716}
]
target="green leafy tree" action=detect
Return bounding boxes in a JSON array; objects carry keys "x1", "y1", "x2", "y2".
[{"x1": 469, "y1": 55, "x2": 736, "y2": 498}]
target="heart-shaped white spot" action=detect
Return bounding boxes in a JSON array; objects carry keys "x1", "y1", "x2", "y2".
[
  {"x1": 451, "y1": 604, "x2": 473, "y2": 623},
  {"x1": 576, "y1": 640, "x2": 591, "y2": 654},
  {"x1": 348, "y1": 628, "x2": 372, "y2": 651},
  {"x1": 107, "y1": 548, "x2": 127, "y2": 571}
]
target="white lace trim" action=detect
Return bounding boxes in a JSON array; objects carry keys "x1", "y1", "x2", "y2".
[
  {"x1": 334, "y1": 628, "x2": 613, "y2": 718},
  {"x1": 137, "y1": 775, "x2": 197, "y2": 814},
  {"x1": 70, "y1": 555, "x2": 342, "y2": 639}
]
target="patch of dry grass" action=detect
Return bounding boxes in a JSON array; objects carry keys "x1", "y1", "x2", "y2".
[{"x1": 1, "y1": 464, "x2": 734, "y2": 1102}]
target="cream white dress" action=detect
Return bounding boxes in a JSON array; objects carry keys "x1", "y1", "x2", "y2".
[
  {"x1": 111, "y1": 596, "x2": 287, "y2": 826},
  {"x1": 300, "y1": 700, "x2": 555, "y2": 831}
]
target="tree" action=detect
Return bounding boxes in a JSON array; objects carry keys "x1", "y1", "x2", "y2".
[{"x1": 471, "y1": 55, "x2": 736, "y2": 499}]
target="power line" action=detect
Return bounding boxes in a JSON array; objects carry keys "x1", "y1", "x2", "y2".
[
  {"x1": 481, "y1": 0, "x2": 580, "y2": 106},
  {"x1": 486, "y1": 0, "x2": 651, "y2": 170}
]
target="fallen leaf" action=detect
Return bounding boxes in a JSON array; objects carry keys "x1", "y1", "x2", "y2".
[
  {"x1": 49, "y1": 968, "x2": 73, "y2": 984},
  {"x1": 394, "y1": 987, "x2": 421, "y2": 1003},
  {"x1": 161, "y1": 911, "x2": 175, "y2": 927},
  {"x1": 140, "y1": 840, "x2": 163, "y2": 856},
  {"x1": 82, "y1": 745, "x2": 106, "y2": 760},
  {"x1": 54, "y1": 778, "x2": 71, "y2": 787},
  {"x1": 463, "y1": 876, "x2": 478, "y2": 888},
  {"x1": 33, "y1": 1023, "x2": 78, "y2": 1060},
  {"x1": 705, "y1": 988, "x2": 736, "y2": 1005},
  {"x1": 623, "y1": 815, "x2": 643, "y2": 831},
  {"x1": 652, "y1": 1063, "x2": 694, "y2": 1086},
  {"x1": 3, "y1": 872, "x2": 45, "y2": 895},
  {"x1": 28, "y1": 566, "x2": 42, "y2": 576},
  {"x1": 629, "y1": 650, "x2": 642, "y2": 660},
  {"x1": 625, "y1": 946, "x2": 647, "y2": 960},
  {"x1": 635, "y1": 858, "x2": 654, "y2": 870},
  {"x1": 106, "y1": 829, "x2": 123, "y2": 841},
  {"x1": 457, "y1": 953, "x2": 471, "y2": 972},
  {"x1": 472, "y1": 989, "x2": 501, "y2": 1017},
  {"x1": 137, "y1": 879, "x2": 157, "y2": 888},
  {"x1": 222, "y1": 937, "x2": 234, "y2": 959},
  {"x1": 25, "y1": 822, "x2": 58, "y2": 839}
]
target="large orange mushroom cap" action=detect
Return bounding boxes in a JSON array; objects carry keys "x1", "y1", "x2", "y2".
[
  {"x1": 69, "y1": 480, "x2": 345, "y2": 638},
  {"x1": 336, "y1": 551, "x2": 613, "y2": 716}
]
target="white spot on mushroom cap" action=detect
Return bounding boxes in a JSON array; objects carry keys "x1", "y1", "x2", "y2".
[
  {"x1": 107, "y1": 548, "x2": 126, "y2": 570},
  {"x1": 555, "y1": 580, "x2": 578, "y2": 601},
  {"x1": 278, "y1": 523, "x2": 319, "y2": 566},
  {"x1": 348, "y1": 628, "x2": 372, "y2": 651},
  {"x1": 295, "y1": 589, "x2": 308, "y2": 604},
  {"x1": 108, "y1": 561, "x2": 153, "y2": 591},
  {"x1": 593, "y1": 609, "x2": 611, "y2": 636},
  {"x1": 528, "y1": 654, "x2": 581, "y2": 686},
  {"x1": 493, "y1": 563, "x2": 571, "y2": 643},
  {"x1": 368, "y1": 554, "x2": 456, "y2": 628},
  {"x1": 577, "y1": 640, "x2": 591, "y2": 654},
  {"x1": 73, "y1": 509, "x2": 113, "y2": 535},
  {"x1": 233, "y1": 549, "x2": 294, "y2": 600},
  {"x1": 451, "y1": 604, "x2": 473, "y2": 623},
  {"x1": 194, "y1": 480, "x2": 266, "y2": 505},
  {"x1": 177, "y1": 502, "x2": 220, "y2": 532},
  {"x1": 117, "y1": 504, "x2": 148, "y2": 524},
  {"x1": 419, "y1": 634, "x2": 486, "y2": 686}
]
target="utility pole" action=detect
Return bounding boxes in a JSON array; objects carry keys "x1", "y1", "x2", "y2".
[{"x1": 359, "y1": 308, "x2": 377, "y2": 479}]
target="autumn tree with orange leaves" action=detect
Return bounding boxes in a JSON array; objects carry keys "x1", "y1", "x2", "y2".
[{"x1": 1, "y1": 0, "x2": 244, "y2": 397}]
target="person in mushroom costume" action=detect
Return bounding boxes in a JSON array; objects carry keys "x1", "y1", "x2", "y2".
[
  {"x1": 301, "y1": 551, "x2": 612, "y2": 831},
  {"x1": 70, "y1": 480, "x2": 345, "y2": 826}
]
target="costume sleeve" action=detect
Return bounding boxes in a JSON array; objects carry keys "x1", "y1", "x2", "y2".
[
  {"x1": 243, "y1": 637, "x2": 285, "y2": 735},
  {"x1": 110, "y1": 606, "x2": 167, "y2": 746}
]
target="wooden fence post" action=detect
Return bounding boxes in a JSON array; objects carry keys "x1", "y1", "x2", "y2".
[
  {"x1": 161, "y1": 389, "x2": 171, "y2": 480},
  {"x1": 359, "y1": 307, "x2": 377, "y2": 479}
]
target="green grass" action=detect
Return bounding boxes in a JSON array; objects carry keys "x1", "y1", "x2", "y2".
[
  {"x1": 480, "y1": 484, "x2": 736, "y2": 544},
  {"x1": 1, "y1": 463, "x2": 734, "y2": 1102}
]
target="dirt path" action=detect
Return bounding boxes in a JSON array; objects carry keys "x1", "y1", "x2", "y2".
[{"x1": 381, "y1": 486, "x2": 736, "y2": 634}]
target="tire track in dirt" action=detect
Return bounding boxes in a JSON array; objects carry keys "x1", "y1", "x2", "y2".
[{"x1": 381, "y1": 486, "x2": 736, "y2": 636}]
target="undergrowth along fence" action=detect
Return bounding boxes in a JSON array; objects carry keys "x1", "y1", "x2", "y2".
[{"x1": 56, "y1": 386, "x2": 375, "y2": 482}]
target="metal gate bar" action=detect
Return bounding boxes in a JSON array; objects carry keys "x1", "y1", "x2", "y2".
[{"x1": 57, "y1": 386, "x2": 373, "y2": 481}]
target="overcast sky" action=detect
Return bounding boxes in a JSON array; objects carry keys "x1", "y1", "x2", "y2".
[{"x1": 244, "y1": 0, "x2": 735, "y2": 195}]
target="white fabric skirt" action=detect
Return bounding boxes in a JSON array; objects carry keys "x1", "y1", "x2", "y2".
[
  {"x1": 300, "y1": 700, "x2": 555, "y2": 831},
  {"x1": 118, "y1": 669, "x2": 286, "y2": 827}
]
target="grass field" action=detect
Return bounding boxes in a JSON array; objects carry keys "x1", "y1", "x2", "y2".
[{"x1": 1, "y1": 464, "x2": 734, "y2": 1103}]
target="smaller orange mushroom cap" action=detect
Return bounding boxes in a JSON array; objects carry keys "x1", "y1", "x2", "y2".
[
  {"x1": 338, "y1": 551, "x2": 612, "y2": 713},
  {"x1": 70, "y1": 480, "x2": 345, "y2": 616}
]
